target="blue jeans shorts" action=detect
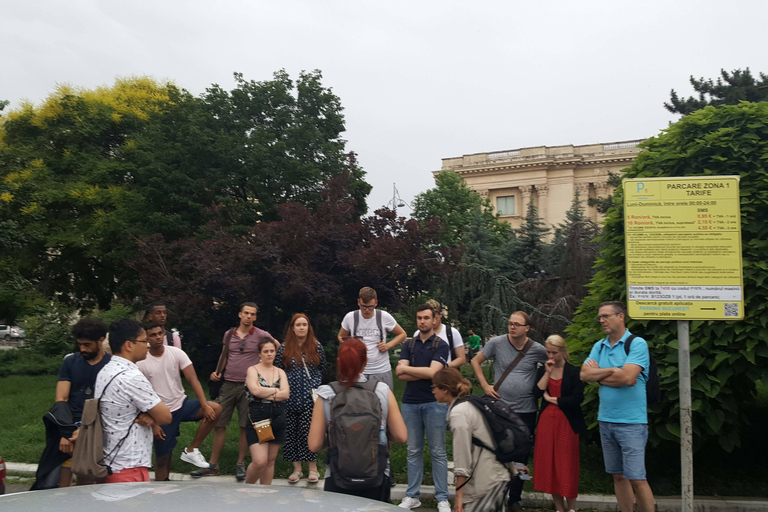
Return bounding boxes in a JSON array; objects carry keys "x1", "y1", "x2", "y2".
[
  {"x1": 599, "y1": 421, "x2": 648, "y2": 480},
  {"x1": 154, "y1": 398, "x2": 201, "y2": 457}
]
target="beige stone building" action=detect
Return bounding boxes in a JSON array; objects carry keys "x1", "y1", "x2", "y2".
[{"x1": 439, "y1": 139, "x2": 645, "y2": 229}]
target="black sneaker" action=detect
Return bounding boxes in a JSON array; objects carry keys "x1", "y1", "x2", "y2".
[
  {"x1": 235, "y1": 462, "x2": 246, "y2": 482},
  {"x1": 190, "y1": 464, "x2": 219, "y2": 478}
]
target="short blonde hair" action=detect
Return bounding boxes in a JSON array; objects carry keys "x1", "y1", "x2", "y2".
[{"x1": 545, "y1": 334, "x2": 570, "y2": 362}]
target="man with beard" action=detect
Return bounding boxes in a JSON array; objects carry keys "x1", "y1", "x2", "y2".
[{"x1": 53, "y1": 318, "x2": 112, "y2": 487}]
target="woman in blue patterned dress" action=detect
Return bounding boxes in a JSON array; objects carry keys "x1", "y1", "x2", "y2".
[{"x1": 276, "y1": 313, "x2": 326, "y2": 484}]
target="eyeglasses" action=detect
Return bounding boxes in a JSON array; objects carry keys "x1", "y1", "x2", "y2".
[
  {"x1": 508, "y1": 322, "x2": 528, "y2": 328},
  {"x1": 598, "y1": 313, "x2": 618, "y2": 321},
  {"x1": 360, "y1": 305, "x2": 375, "y2": 311},
  {"x1": 130, "y1": 339, "x2": 150, "y2": 346}
]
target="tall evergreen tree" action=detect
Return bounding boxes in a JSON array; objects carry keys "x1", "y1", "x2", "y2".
[
  {"x1": 515, "y1": 199, "x2": 550, "y2": 277},
  {"x1": 665, "y1": 68, "x2": 768, "y2": 115}
]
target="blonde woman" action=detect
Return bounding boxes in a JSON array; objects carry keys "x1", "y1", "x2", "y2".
[{"x1": 532, "y1": 335, "x2": 586, "y2": 512}]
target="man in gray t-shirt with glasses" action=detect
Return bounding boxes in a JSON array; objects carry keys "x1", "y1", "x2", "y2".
[{"x1": 470, "y1": 311, "x2": 547, "y2": 512}]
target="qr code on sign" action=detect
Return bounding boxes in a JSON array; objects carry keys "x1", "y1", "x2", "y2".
[{"x1": 724, "y1": 303, "x2": 739, "y2": 317}]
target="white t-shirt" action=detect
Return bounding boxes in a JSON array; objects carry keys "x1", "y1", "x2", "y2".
[
  {"x1": 341, "y1": 310, "x2": 398, "y2": 374},
  {"x1": 137, "y1": 346, "x2": 192, "y2": 412},
  {"x1": 412, "y1": 324, "x2": 463, "y2": 363}
]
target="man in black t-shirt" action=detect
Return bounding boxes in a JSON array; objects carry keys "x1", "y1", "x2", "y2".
[{"x1": 56, "y1": 318, "x2": 111, "y2": 486}]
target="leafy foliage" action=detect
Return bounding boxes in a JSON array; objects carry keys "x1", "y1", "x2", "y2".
[
  {"x1": 665, "y1": 68, "x2": 768, "y2": 115},
  {"x1": 19, "y1": 301, "x2": 76, "y2": 356},
  {"x1": 567, "y1": 102, "x2": 768, "y2": 451},
  {"x1": 515, "y1": 199, "x2": 550, "y2": 278}
]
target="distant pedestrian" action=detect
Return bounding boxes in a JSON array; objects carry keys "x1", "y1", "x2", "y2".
[
  {"x1": 466, "y1": 329, "x2": 481, "y2": 361},
  {"x1": 533, "y1": 335, "x2": 586, "y2": 512},
  {"x1": 580, "y1": 301, "x2": 655, "y2": 512},
  {"x1": 275, "y1": 313, "x2": 326, "y2": 484}
]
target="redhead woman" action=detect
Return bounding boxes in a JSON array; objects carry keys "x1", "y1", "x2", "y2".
[
  {"x1": 532, "y1": 335, "x2": 586, "y2": 512},
  {"x1": 275, "y1": 313, "x2": 326, "y2": 484},
  {"x1": 244, "y1": 338, "x2": 289, "y2": 485},
  {"x1": 308, "y1": 338, "x2": 407, "y2": 502},
  {"x1": 432, "y1": 368, "x2": 513, "y2": 512}
]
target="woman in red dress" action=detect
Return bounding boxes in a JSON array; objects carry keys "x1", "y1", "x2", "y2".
[{"x1": 533, "y1": 335, "x2": 587, "y2": 512}]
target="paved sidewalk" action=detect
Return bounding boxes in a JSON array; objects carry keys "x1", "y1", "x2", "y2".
[{"x1": 8, "y1": 462, "x2": 767, "y2": 511}]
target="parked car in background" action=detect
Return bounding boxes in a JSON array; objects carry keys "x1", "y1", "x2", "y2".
[{"x1": 0, "y1": 325, "x2": 24, "y2": 343}]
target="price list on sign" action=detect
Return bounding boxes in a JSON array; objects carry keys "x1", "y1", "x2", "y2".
[{"x1": 623, "y1": 176, "x2": 744, "y2": 320}]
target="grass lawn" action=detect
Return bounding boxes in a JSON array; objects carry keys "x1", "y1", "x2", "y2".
[{"x1": 2, "y1": 371, "x2": 768, "y2": 497}]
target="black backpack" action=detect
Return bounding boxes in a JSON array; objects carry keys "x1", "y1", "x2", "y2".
[
  {"x1": 352, "y1": 309, "x2": 384, "y2": 342},
  {"x1": 625, "y1": 335, "x2": 661, "y2": 405},
  {"x1": 456, "y1": 394, "x2": 532, "y2": 464},
  {"x1": 327, "y1": 380, "x2": 388, "y2": 490}
]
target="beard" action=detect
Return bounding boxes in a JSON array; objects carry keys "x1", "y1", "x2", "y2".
[{"x1": 81, "y1": 350, "x2": 99, "y2": 361}]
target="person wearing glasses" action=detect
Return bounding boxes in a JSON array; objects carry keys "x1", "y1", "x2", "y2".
[
  {"x1": 470, "y1": 311, "x2": 547, "y2": 512},
  {"x1": 580, "y1": 301, "x2": 655, "y2": 512},
  {"x1": 137, "y1": 323, "x2": 222, "y2": 481},
  {"x1": 337, "y1": 287, "x2": 407, "y2": 390},
  {"x1": 193, "y1": 302, "x2": 278, "y2": 480},
  {"x1": 94, "y1": 319, "x2": 172, "y2": 483}
]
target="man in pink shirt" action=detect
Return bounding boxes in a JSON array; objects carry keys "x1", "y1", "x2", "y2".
[{"x1": 137, "y1": 323, "x2": 222, "y2": 481}]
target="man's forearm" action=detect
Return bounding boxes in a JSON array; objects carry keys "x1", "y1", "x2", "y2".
[
  {"x1": 387, "y1": 332, "x2": 407, "y2": 349},
  {"x1": 598, "y1": 368, "x2": 635, "y2": 387},
  {"x1": 581, "y1": 366, "x2": 616, "y2": 382}
]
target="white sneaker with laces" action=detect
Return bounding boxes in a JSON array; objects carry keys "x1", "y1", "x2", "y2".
[
  {"x1": 437, "y1": 500, "x2": 451, "y2": 512},
  {"x1": 180, "y1": 447, "x2": 209, "y2": 468},
  {"x1": 398, "y1": 496, "x2": 422, "y2": 509}
]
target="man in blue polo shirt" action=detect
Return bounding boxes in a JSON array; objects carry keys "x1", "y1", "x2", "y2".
[
  {"x1": 581, "y1": 301, "x2": 655, "y2": 512},
  {"x1": 396, "y1": 304, "x2": 450, "y2": 512}
]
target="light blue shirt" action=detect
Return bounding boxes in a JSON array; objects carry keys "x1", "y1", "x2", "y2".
[{"x1": 587, "y1": 329, "x2": 649, "y2": 424}]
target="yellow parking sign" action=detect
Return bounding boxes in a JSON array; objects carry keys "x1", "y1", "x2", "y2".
[{"x1": 623, "y1": 176, "x2": 744, "y2": 320}]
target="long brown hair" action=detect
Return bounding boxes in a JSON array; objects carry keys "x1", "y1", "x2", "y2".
[{"x1": 280, "y1": 313, "x2": 321, "y2": 370}]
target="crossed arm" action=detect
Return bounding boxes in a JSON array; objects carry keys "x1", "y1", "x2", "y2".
[
  {"x1": 395, "y1": 359, "x2": 444, "y2": 381},
  {"x1": 580, "y1": 359, "x2": 643, "y2": 387}
]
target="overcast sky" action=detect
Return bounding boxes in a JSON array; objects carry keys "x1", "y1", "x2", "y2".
[{"x1": 4, "y1": 1, "x2": 766, "y2": 214}]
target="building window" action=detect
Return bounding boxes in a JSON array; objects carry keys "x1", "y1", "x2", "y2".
[{"x1": 497, "y1": 195, "x2": 515, "y2": 216}]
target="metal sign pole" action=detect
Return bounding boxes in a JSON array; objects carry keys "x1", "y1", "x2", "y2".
[{"x1": 678, "y1": 320, "x2": 694, "y2": 511}]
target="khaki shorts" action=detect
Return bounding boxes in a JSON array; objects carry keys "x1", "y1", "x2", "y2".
[{"x1": 215, "y1": 380, "x2": 248, "y2": 429}]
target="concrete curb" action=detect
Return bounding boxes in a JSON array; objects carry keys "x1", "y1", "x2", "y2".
[{"x1": 8, "y1": 462, "x2": 767, "y2": 511}]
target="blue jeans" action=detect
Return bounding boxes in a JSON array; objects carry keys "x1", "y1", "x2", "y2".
[
  {"x1": 401, "y1": 401, "x2": 449, "y2": 501},
  {"x1": 599, "y1": 421, "x2": 648, "y2": 480}
]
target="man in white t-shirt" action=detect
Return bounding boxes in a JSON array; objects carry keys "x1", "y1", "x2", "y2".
[
  {"x1": 411, "y1": 299, "x2": 466, "y2": 369},
  {"x1": 337, "y1": 286, "x2": 407, "y2": 390},
  {"x1": 137, "y1": 323, "x2": 222, "y2": 481}
]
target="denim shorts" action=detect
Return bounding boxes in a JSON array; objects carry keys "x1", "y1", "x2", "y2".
[
  {"x1": 599, "y1": 421, "x2": 648, "y2": 480},
  {"x1": 154, "y1": 398, "x2": 201, "y2": 456}
]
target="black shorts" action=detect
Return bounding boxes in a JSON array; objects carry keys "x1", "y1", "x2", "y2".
[{"x1": 245, "y1": 401, "x2": 286, "y2": 446}]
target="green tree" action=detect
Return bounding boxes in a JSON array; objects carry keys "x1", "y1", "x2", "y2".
[
  {"x1": 567, "y1": 102, "x2": 768, "y2": 452},
  {"x1": 551, "y1": 190, "x2": 600, "y2": 295},
  {"x1": 413, "y1": 170, "x2": 509, "y2": 248},
  {"x1": 664, "y1": 68, "x2": 768, "y2": 115},
  {"x1": 515, "y1": 199, "x2": 550, "y2": 277}
]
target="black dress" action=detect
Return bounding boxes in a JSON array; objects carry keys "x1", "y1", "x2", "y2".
[{"x1": 244, "y1": 369, "x2": 286, "y2": 445}]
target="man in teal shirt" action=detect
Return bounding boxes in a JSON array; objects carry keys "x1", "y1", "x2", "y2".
[{"x1": 580, "y1": 301, "x2": 655, "y2": 512}]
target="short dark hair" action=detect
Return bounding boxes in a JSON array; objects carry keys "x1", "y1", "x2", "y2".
[
  {"x1": 258, "y1": 338, "x2": 277, "y2": 353},
  {"x1": 511, "y1": 311, "x2": 532, "y2": 326},
  {"x1": 416, "y1": 303, "x2": 434, "y2": 317},
  {"x1": 358, "y1": 287, "x2": 377, "y2": 302},
  {"x1": 109, "y1": 319, "x2": 145, "y2": 355},
  {"x1": 71, "y1": 318, "x2": 107, "y2": 342},
  {"x1": 143, "y1": 322, "x2": 162, "y2": 333},
  {"x1": 240, "y1": 302, "x2": 258, "y2": 313},
  {"x1": 599, "y1": 301, "x2": 626, "y2": 316},
  {"x1": 145, "y1": 301, "x2": 166, "y2": 315}
]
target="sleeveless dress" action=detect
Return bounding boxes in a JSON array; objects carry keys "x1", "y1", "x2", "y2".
[
  {"x1": 244, "y1": 368, "x2": 286, "y2": 445},
  {"x1": 532, "y1": 378, "x2": 579, "y2": 498}
]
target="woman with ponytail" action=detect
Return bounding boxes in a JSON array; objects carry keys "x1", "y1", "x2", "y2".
[
  {"x1": 433, "y1": 368, "x2": 513, "y2": 512},
  {"x1": 308, "y1": 338, "x2": 407, "y2": 502}
]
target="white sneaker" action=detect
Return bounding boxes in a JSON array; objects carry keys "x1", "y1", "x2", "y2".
[
  {"x1": 437, "y1": 501, "x2": 451, "y2": 512},
  {"x1": 180, "y1": 447, "x2": 209, "y2": 468},
  {"x1": 398, "y1": 496, "x2": 422, "y2": 509}
]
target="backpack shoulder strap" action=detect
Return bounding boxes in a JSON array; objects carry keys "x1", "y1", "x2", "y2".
[
  {"x1": 376, "y1": 309, "x2": 383, "y2": 342},
  {"x1": 359, "y1": 379, "x2": 378, "y2": 392},
  {"x1": 445, "y1": 325, "x2": 456, "y2": 360},
  {"x1": 166, "y1": 330, "x2": 173, "y2": 346},
  {"x1": 353, "y1": 310, "x2": 360, "y2": 338},
  {"x1": 493, "y1": 338, "x2": 533, "y2": 392},
  {"x1": 329, "y1": 381, "x2": 344, "y2": 395},
  {"x1": 624, "y1": 334, "x2": 637, "y2": 355},
  {"x1": 215, "y1": 328, "x2": 236, "y2": 375},
  {"x1": 98, "y1": 369, "x2": 128, "y2": 399}
]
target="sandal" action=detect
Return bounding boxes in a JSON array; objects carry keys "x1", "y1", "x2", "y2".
[
  {"x1": 288, "y1": 471, "x2": 303, "y2": 484},
  {"x1": 307, "y1": 470, "x2": 319, "y2": 483}
]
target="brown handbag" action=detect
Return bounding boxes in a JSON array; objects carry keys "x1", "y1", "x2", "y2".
[{"x1": 252, "y1": 418, "x2": 274, "y2": 443}]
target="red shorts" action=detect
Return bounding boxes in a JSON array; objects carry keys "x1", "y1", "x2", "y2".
[{"x1": 104, "y1": 467, "x2": 150, "y2": 483}]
